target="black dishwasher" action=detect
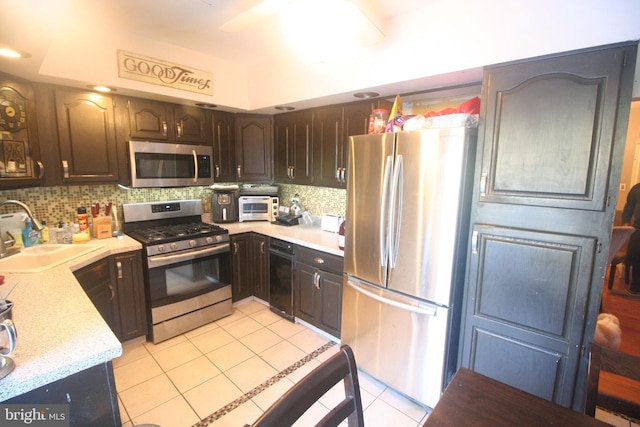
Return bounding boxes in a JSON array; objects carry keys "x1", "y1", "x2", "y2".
[{"x1": 269, "y1": 238, "x2": 295, "y2": 321}]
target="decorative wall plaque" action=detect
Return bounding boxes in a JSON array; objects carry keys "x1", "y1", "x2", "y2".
[{"x1": 117, "y1": 50, "x2": 214, "y2": 96}]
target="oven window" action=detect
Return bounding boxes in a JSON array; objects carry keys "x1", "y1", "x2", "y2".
[
  {"x1": 242, "y1": 202, "x2": 268, "y2": 214},
  {"x1": 148, "y1": 251, "x2": 231, "y2": 307}
]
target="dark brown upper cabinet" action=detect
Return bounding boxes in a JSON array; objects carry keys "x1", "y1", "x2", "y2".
[
  {"x1": 212, "y1": 110, "x2": 237, "y2": 182},
  {"x1": 126, "y1": 97, "x2": 210, "y2": 145},
  {"x1": 274, "y1": 110, "x2": 313, "y2": 185},
  {"x1": 235, "y1": 114, "x2": 273, "y2": 182},
  {"x1": 53, "y1": 88, "x2": 119, "y2": 184},
  {"x1": 0, "y1": 74, "x2": 44, "y2": 189}
]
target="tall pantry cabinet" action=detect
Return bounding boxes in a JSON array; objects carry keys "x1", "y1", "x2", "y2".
[{"x1": 458, "y1": 42, "x2": 637, "y2": 411}]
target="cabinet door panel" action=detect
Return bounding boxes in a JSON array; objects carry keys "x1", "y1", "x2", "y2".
[
  {"x1": 212, "y1": 110, "x2": 236, "y2": 182},
  {"x1": 252, "y1": 234, "x2": 269, "y2": 301},
  {"x1": 235, "y1": 115, "x2": 272, "y2": 182},
  {"x1": 55, "y1": 89, "x2": 118, "y2": 183},
  {"x1": 312, "y1": 106, "x2": 343, "y2": 187},
  {"x1": 459, "y1": 43, "x2": 637, "y2": 410},
  {"x1": 127, "y1": 98, "x2": 172, "y2": 141},
  {"x1": 462, "y1": 225, "x2": 595, "y2": 405},
  {"x1": 480, "y1": 47, "x2": 630, "y2": 210},
  {"x1": 295, "y1": 262, "x2": 317, "y2": 323},
  {"x1": 175, "y1": 105, "x2": 208, "y2": 144},
  {"x1": 113, "y1": 251, "x2": 147, "y2": 341},
  {"x1": 318, "y1": 270, "x2": 342, "y2": 338},
  {"x1": 231, "y1": 234, "x2": 252, "y2": 301}
]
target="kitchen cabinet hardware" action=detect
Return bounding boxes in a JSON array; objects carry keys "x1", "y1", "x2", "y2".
[
  {"x1": 62, "y1": 160, "x2": 69, "y2": 178},
  {"x1": 73, "y1": 250, "x2": 147, "y2": 342},
  {"x1": 295, "y1": 245, "x2": 343, "y2": 338},
  {"x1": 176, "y1": 122, "x2": 183, "y2": 138},
  {"x1": 231, "y1": 233, "x2": 268, "y2": 302},
  {"x1": 479, "y1": 172, "x2": 487, "y2": 197},
  {"x1": 161, "y1": 121, "x2": 167, "y2": 136},
  {"x1": 237, "y1": 165, "x2": 242, "y2": 179},
  {"x1": 471, "y1": 231, "x2": 478, "y2": 254},
  {"x1": 36, "y1": 161, "x2": 44, "y2": 179}
]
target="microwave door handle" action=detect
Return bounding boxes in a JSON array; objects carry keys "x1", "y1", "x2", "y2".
[{"x1": 192, "y1": 150, "x2": 198, "y2": 183}]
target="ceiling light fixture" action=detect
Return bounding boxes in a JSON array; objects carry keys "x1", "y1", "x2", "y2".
[
  {"x1": 353, "y1": 92, "x2": 379, "y2": 99},
  {"x1": 284, "y1": 0, "x2": 384, "y2": 63},
  {"x1": 196, "y1": 103, "x2": 218, "y2": 109},
  {"x1": 89, "y1": 85, "x2": 115, "y2": 93},
  {"x1": 0, "y1": 48, "x2": 31, "y2": 59}
]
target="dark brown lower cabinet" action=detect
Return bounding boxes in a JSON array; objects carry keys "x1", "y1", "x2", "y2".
[
  {"x1": 73, "y1": 250, "x2": 147, "y2": 342},
  {"x1": 294, "y1": 245, "x2": 343, "y2": 338},
  {"x1": 6, "y1": 361, "x2": 120, "y2": 426},
  {"x1": 231, "y1": 233, "x2": 269, "y2": 302}
]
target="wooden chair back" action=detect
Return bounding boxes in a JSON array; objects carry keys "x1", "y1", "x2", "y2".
[
  {"x1": 586, "y1": 342, "x2": 640, "y2": 420},
  {"x1": 249, "y1": 344, "x2": 364, "y2": 427}
]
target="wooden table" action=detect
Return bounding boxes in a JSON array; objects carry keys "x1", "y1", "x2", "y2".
[{"x1": 424, "y1": 368, "x2": 610, "y2": 426}]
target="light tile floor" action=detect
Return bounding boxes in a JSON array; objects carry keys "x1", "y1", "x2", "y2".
[
  {"x1": 114, "y1": 299, "x2": 431, "y2": 427},
  {"x1": 113, "y1": 299, "x2": 630, "y2": 427}
]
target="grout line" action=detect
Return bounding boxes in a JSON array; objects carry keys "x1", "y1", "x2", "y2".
[{"x1": 192, "y1": 341, "x2": 337, "y2": 427}]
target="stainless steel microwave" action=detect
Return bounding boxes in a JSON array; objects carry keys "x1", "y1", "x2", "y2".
[
  {"x1": 128, "y1": 140, "x2": 213, "y2": 187},
  {"x1": 238, "y1": 196, "x2": 279, "y2": 222}
]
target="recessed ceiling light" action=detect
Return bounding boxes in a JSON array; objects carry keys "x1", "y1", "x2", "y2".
[
  {"x1": 353, "y1": 92, "x2": 379, "y2": 99},
  {"x1": 89, "y1": 85, "x2": 115, "y2": 93},
  {"x1": 196, "y1": 103, "x2": 218, "y2": 109},
  {"x1": 275, "y1": 106, "x2": 295, "y2": 111},
  {"x1": 0, "y1": 48, "x2": 31, "y2": 59}
]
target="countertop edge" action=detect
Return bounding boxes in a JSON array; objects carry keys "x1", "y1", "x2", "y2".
[{"x1": 0, "y1": 236, "x2": 142, "y2": 401}]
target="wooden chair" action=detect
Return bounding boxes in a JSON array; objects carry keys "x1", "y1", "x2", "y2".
[
  {"x1": 249, "y1": 345, "x2": 364, "y2": 427},
  {"x1": 586, "y1": 342, "x2": 640, "y2": 420},
  {"x1": 606, "y1": 226, "x2": 634, "y2": 290}
]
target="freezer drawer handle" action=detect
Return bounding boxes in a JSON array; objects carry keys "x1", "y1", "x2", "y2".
[{"x1": 347, "y1": 281, "x2": 438, "y2": 317}]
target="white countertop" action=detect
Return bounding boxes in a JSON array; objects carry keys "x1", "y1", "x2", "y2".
[
  {"x1": 0, "y1": 221, "x2": 339, "y2": 401},
  {"x1": 215, "y1": 221, "x2": 345, "y2": 256},
  {"x1": 0, "y1": 235, "x2": 141, "y2": 401}
]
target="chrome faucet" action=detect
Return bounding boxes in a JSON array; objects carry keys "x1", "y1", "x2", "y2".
[{"x1": 0, "y1": 200, "x2": 43, "y2": 258}]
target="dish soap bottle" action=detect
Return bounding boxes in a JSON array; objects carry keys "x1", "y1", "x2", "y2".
[{"x1": 22, "y1": 218, "x2": 39, "y2": 247}]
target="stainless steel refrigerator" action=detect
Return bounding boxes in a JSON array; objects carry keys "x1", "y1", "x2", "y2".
[{"x1": 341, "y1": 124, "x2": 477, "y2": 408}]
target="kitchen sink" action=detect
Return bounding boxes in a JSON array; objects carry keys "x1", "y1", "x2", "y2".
[{"x1": 0, "y1": 243, "x2": 104, "y2": 273}]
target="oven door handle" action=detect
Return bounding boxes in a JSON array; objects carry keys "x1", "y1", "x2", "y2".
[{"x1": 148, "y1": 244, "x2": 229, "y2": 269}]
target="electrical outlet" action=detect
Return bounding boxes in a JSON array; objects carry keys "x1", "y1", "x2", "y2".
[{"x1": 620, "y1": 183, "x2": 627, "y2": 191}]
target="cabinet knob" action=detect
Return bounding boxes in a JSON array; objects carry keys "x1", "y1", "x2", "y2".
[
  {"x1": 117, "y1": 261, "x2": 123, "y2": 279},
  {"x1": 313, "y1": 257, "x2": 325, "y2": 265}
]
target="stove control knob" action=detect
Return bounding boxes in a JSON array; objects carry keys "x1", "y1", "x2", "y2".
[
  {"x1": 189, "y1": 239, "x2": 197, "y2": 247},
  {"x1": 158, "y1": 244, "x2": 166, "y2": 253},
  {"x1": 206, "y1": 236, "x2": 214, "y2": 244},
  {"x1": 170, "y1": 242, "x2": 178, "y2": 251},
  {"x1": 215, "y1": 235, "x2": 223, "y2": 242}
]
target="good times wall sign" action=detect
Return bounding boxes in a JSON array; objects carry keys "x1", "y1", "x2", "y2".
[{"x1": 117, "y1": 50, "x2": 213, "y2": 95}]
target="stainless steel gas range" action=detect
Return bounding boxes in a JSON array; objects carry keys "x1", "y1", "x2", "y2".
[{"x1": 123, "y1": 199, "x2": 232, "y2": 343}]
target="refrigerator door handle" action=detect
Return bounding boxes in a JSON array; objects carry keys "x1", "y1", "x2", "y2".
[
  {"x1": 380, "y1": 155, "x2": 394, "y2": 267},
  {"x1": 346, "y1": 280, "x2": 438, "y2": 317},
  {"x1": 389, "y1": 154, "x2": 403, "y2": 268}
]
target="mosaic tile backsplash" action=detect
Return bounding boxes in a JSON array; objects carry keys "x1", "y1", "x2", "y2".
[{"x1": 0, "y1": 183, "x2": 346, "y2": 228}]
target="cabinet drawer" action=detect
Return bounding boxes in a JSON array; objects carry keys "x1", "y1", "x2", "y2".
[{"x1": 295, "y1": 245, "x2": 343, "y2": 274}]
